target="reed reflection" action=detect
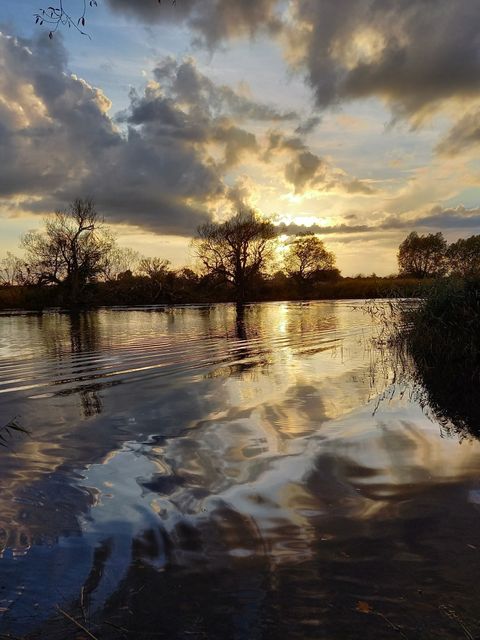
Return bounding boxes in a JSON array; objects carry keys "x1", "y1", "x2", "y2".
[{"x1": 411, "y1": 350, "x2": 480, "y2": 439}]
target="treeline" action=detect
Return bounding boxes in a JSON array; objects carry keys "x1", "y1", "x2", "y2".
[
  {"x1": 398, "y1": 231, "x2": 480, "y2": 278},
  {"x1": 0, "y1": 200, "x2": 479, "y2": 309}
]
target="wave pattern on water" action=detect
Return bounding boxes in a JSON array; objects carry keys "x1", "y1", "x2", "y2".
[{"x1": 0, "y1": 303, "x2": 369, "y2": 398}]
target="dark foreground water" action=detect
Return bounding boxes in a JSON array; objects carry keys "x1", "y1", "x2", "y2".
[{"x1": 0, "y1": 302, "x2": 479, "y2": 639}]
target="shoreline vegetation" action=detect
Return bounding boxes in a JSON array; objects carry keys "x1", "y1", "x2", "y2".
[
  {"x1": 377, "y1": 276, "x2": 480, "y2": 438},
  {"x1": 0, "y1": 276, "x2": 433, "y2": 312},
  {"x1": 1, "y1": 199, "x2": 479, "y2": 311}
]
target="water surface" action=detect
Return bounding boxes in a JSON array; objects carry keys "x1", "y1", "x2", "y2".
[{"x1": 0, "y1": 302, "x2": 479, "y2": 639}]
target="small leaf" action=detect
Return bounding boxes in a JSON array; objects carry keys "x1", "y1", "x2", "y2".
[{"x1": 356, "y1": 601, "x2": 373, "y2": 614}]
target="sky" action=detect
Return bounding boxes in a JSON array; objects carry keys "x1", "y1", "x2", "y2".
[{"x1": 1, "y1": 0, "x2": 480, "y2": 275}]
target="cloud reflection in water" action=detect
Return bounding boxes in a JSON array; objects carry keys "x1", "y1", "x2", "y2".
[{"x1": 0, "y1": 302, "x2": 479, "y2": 638}]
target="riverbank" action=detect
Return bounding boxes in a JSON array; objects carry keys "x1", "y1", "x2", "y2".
[{"x1": 0, "y1": 276, "x2": 433, "y2": 311}]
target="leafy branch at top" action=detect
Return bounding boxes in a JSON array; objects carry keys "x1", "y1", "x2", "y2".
[
  {"x1": 34, "y1": 0, "x2": 97, "y2": 39},
  {"x1": 35, "y1": 0, "x2": 177, "y2": 39}
]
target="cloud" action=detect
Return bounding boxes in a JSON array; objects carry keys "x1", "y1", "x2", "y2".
[
  {"x1": 436, "y1": 109, "x2": 480, "y2": 156},
  {"x1": 264, "y1": 132, "x2": 375, "y2": 195},
  {"x1": 285, "y1": 0, "x2": 480, "y2": 125},
  {"x1": 284, "y1": 150, "x2": 324, "y2": 193},
  {"x1": 153, "y1": 57, "x2": 297, "y2": 122},
  {"x1": 0, "y1": 31, "x2": 116, "y2": 197},
  {"x1": 1, "y1": 29, "x2": 379, "y2": 239},
  {"x1": 382, "y1": 205, "x2": 480, "y2": 231},
  {"x1": 107, "y1": 0, "x2": 480, "y2": 129},
  {"x1": 264, "y1": 133, "x2": 326, "y2": 192},
  {"x1": 277, "y1": 205, "x2": 480, "y2": 238},
  {"x1": 1, "y1": 33, "x2": 295, "y2": 235},
  {"x1": 341, "y1": 179, "x2": 376, "y2": 195},
  {"x1": 0, "y1": 31, "x2": 220, "y2": 234},
  {"x1": 107, "y1": 0, "x2": 283, "y2": 46},
  {"x1": 213, "y1": 122, "x2": 258, "y2": 168},
  {"x1": 277, "y1": 222, "x2": 370, "y2": 236},
  {"x1": 295, "y1": 115, "x2": 321, "y2": 135}
]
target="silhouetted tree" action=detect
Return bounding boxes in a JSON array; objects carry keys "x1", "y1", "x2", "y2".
[
  {"x1": 138, "y1": 257, "x2": 171, "y2": 281},
  {"x1": 194, "y1": 210, "x2": 276, "y2": 305},
  {"x1": 103, "y1": 247, "x2": 141, "y2": 282},
  {"x1": 285, "y1": 235, "x2": 338, "y2": 284},
  {"x1": 397, "y1": 231, "x2": 447, "y2": 278},
  {"x1": 447, "y1": 235, "x2": 480, "y2": 278},
  {"x1": 0, "y1": 252, "x2": 26, "y2": 286},
  {"x1": 137, "y1": 257, "x2": 173, "y2": 302},
  {"x1": 22, "y1": 198, "x2": 115, "y2": 305}
]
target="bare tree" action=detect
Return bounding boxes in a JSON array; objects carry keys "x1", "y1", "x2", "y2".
[
  {"x1": 103, "y1": 247, "x2": 141, "y2": 281},
  {"x1": 137, "y1": 257, "x2": 173, "y2": 302},
  {"x1": 0, "y1": 253, "x2": 26, "y2": 287},
  {"x1": 397, "y1": 231, "x2": 447, "y2": 278},
  {"x1": 284, "y1": 235, "x2": 337, "y2": 283},
  {"x1": 138, "y1": 257, "x2": 171, "y2": 282},
  {"x1": 194, "y1": 210, "x2": 276, "y2": 304},
  {"x1": 22, "y1": 198, "x2": 115, "y2": 305}
]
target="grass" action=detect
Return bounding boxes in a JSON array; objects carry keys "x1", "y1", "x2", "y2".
[
  {"x1": 383, "y1": 277, "x2": 480, "y2": 436},
  {"x1": 405, "y1": 278, "x2": 480, "y2": 364}
]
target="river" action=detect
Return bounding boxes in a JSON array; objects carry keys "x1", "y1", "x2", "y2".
[{"x1": 0, "y1": 301, "x2": 479, "y2": 639}]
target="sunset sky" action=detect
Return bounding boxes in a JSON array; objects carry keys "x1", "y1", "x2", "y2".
[{"x1": 1, "y1": 0, "x2": 480, "y2": 275}]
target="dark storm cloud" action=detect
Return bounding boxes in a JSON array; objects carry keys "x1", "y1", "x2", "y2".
[
  {"x1": 108, "y1": 0, "x2": 480, "y2": 126},
  {"x1": 106, "y1": 0, "x2": 282, "y2": 46},
  {"x1": 288, "y1": 0, "x2": 480, "y2": 123}
]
